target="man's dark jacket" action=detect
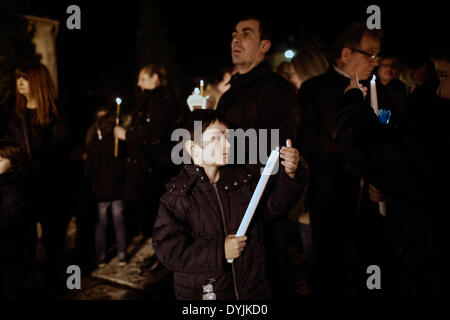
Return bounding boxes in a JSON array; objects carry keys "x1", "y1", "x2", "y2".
[
  {"x1": 152, "y1": 164, "x2": 306, "y2": 300},
  {"x1": 217, "y1": 61, "x2": 299, "y2": 145}
]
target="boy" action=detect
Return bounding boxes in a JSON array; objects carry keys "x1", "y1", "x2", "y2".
[{"x1": 152, "y1": 109, "x2": 306, "y2": 299}]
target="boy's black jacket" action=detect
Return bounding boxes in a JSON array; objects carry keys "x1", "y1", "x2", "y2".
[{"x1": 153, "y1": 162, "x2": 307, "y2": 300}]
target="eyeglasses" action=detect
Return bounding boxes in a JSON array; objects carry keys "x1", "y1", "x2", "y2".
[{"x1": 349, "y1": 48, "x2": 379, "y2": 61}]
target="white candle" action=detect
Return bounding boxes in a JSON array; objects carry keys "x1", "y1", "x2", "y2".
[
  {"x1": 369, "y1": 78, "x2": 387, "y2": 216},
  {"x1": 114, "y1": 97, "x2": 122, "y2": 157},
  {"x1": 370, "y1": 75, "x2": 379, "y2": 115},
  {"x1": 227, "y1": 147, "x2": 280, "y2": 263}
]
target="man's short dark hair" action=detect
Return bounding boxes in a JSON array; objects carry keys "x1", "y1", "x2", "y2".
[
  {"x1": 332, "y1": 22, "x2": 382, "y2": 61},
  {"x1": 235, "y1": 15, "x2": 272, "y2": 41}
]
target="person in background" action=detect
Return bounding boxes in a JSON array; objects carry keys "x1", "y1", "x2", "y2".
[
  {"x1": 376, "y1": 56, "x2": 408, "y2": 122},
  {"x1": 291, "y1": 46, "x2": 329, "y2": 90},
  {"x1": 203, "y1": 65, "x2": 236, "y2": 110},
  {"x1": 6, "y1": 62, "x2": 63, "y2": 296},
  {"x1": 114, "y1": 64, "x2": 180, "y2": 240},
  {"x1": 333, "y1": 46, "x2": 450, "y2": 297},
  {"x1": 297, "y1": 22, "x2": 381, "y2": 297},
  {"x1": 217, "y1": 15, "x2": 300, "y2": 298},
  {"x1": 85, "y1": 113, "x2": 127, "y2": 267},
  {"x1": 0, "y1": 140, "x2": 29, "y2": 299}
]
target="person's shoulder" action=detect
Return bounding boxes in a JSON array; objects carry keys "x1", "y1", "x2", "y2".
[
  {"x1": 302, "y1": 69, "x2": 334, "y2": 89},
  {"x1": 162, "y1": 167, "x2": 196, "y2": 197}
]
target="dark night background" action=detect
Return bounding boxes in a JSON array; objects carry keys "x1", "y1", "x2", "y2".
[{"x1": 0, "y1": 0, "x2": 448, "y2": 147}]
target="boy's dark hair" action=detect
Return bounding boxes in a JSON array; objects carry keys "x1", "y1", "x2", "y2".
[
  {"x1": 182, "y1": 109, "x2": 230, "y2": 141},
  {"x1": 234, "y1": 15, "x2": 272, "y2": 41},
  {"x1": 332, "y1": 22, "x2": 382, "y2": 61},
  {"x1": 0, "y1": 139, "x2": 28, "y2": 174}
]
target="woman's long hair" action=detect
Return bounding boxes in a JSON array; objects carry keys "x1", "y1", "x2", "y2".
[{"x1": 15, "y1": 62, "x2": 58, "y2": 127}]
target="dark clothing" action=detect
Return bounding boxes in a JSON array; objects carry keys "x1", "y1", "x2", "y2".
[
  {"x1": 85, "y1": 132, "x2": 126, "y2": 202},
  {"x1": 153, "y1": 164, "x2": 307, "y2": 300},
  {"x1": 297, "y1": 67, "x2": 364, "y2": 297},
  {"x1": 0, "y1": 172, "x2": 28, "y2": 263},
  {"x1": 217, "y1": 60, "x2": 300, "y2": 298},
  {"x1": 217, "y1": 60, "x2": 299, "y2": 145},
  {"x1": 125, "y1": 85, "x2": 176, "y2": 188},
  {"x1": 7, "y1": 109, "x2": 54, "y2": 164},
  {"x1": 124, "y1": 86, "x2": 178, "y2": 235},
  {"x1": 0, "y1": 171, "x2": 28, "y2": 298},
  {"x1": 334, "y1": 87, "x2": 450, "y2": 297}
]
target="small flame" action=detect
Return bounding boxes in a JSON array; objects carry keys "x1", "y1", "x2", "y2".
[
  {"x1": 194, "y1": 88, "x2": 200, "y2": 95},
  {"x1": 371, "y1": 75, "x2": 376, "y2": 83},
  {"x1": 200, "y1": 80, "x2": 204, "y2": 86},
  {"x1": 116, "y1": 97, "x2": 122, "y2": 104}
]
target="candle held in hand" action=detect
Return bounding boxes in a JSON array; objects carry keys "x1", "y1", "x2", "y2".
[
  {"x1": 370, "y1": 75, "x2": 379, "y2": 115},
  {"x1": 227, "y1": 147, "x2": 280, "y2": 263},
  {"x1": 114, "y1": 97, "x2": 122, "y2": 157}
]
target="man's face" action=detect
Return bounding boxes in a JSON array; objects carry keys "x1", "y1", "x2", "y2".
[
  {"x1": 377, "y1": 58, "x2": 400, "y2": 84},
  {"x1": 434, "y1": 59, "x2": 450, "y2": 100},
  {"x1": 343, "y1": 32, "x2": 381, "y2": 80},
  {"x1": 231, "y1": 19, "x2": 269, "y2": 73}
]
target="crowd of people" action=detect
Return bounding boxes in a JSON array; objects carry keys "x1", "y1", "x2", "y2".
[{"x1": 0, "y1": 15, "x2": 449, "y2": 300}]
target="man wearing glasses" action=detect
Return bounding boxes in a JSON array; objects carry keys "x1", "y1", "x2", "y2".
[{"x1": 297, "y1": 22, "x2": 382, "y2": 298}]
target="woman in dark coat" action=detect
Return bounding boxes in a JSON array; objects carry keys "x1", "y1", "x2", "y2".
[
  {"x1": 6, "y1": 62, "x2": 59, "y2": 284},
  {"x1": 152, "y1": 110, "x2": 307, "y2": 299},
  {"x1": 114, "y1": 64, "x2": 181, "y2": 236}
]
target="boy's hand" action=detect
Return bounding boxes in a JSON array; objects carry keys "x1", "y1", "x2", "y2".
[
  {"x1": 280, "y1": 139, "x2": 300, "y2": 179},
  {"x1": 225, "y1": 234, "x2": 247, "y2": 260}
]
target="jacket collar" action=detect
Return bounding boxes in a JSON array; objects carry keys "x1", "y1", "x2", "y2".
[
  {"x1": 182, "y1": 164, "x2": 256, "y2": 193},
  {"x1": 230, "y1": 60, "x2": 271, "y2": 87}
]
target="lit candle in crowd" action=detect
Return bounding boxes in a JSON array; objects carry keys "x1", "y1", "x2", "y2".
[
  {"x1": 370, "y1": 75, "x2": 379, "y2": 115},
  {"x1": 369, "y1": 76, "x2": 386, "y2": 217},
  {"x1": 228, "y1": 147, "x2": 280, "y2": 263},
  {"x1": 200, "y1": 80, "x2": 204, "y2": 97},
  {"x1": 114, "y1": 97, "x2": 122, "y2": 158}
]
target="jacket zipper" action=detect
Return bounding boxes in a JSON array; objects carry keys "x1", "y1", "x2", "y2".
[{"x1": 212, "y1": 182, "x2": 240, "y2": 300}]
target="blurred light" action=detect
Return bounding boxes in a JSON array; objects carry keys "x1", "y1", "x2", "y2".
[
  {"x1": 284, "y1": 49, "x2": 295, "y2": 59},
  {"x1": 194, "y1": 88, "x2": 200, "y2": 95},
  {"x1": 116, "y1": 97, "x2": 122, "y2": 104}
]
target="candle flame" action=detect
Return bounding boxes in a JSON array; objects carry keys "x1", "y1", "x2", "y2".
[
  {"x1": 116, "y1": 97, "x2": 122, "y2": 104},
  {"x1": 194, "y1": 88, "x2": 200, "y2": 95},
  {"x1": 371, "y1": 75, "x2": 376, "y2": 83},
  {"x1": 200, "y1": 80, "x2": 204, "y2": 86}
]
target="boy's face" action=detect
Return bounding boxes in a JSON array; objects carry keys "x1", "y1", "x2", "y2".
[
  {"x1": 191, "y1": 121, "x2": 231, "y2": 167},
  {"x1": 0, "y1": 156, "x2": 12, "y2": 174},
  {"x1": 434, "y1": 59, "x2": 450, "y2": 99}
]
